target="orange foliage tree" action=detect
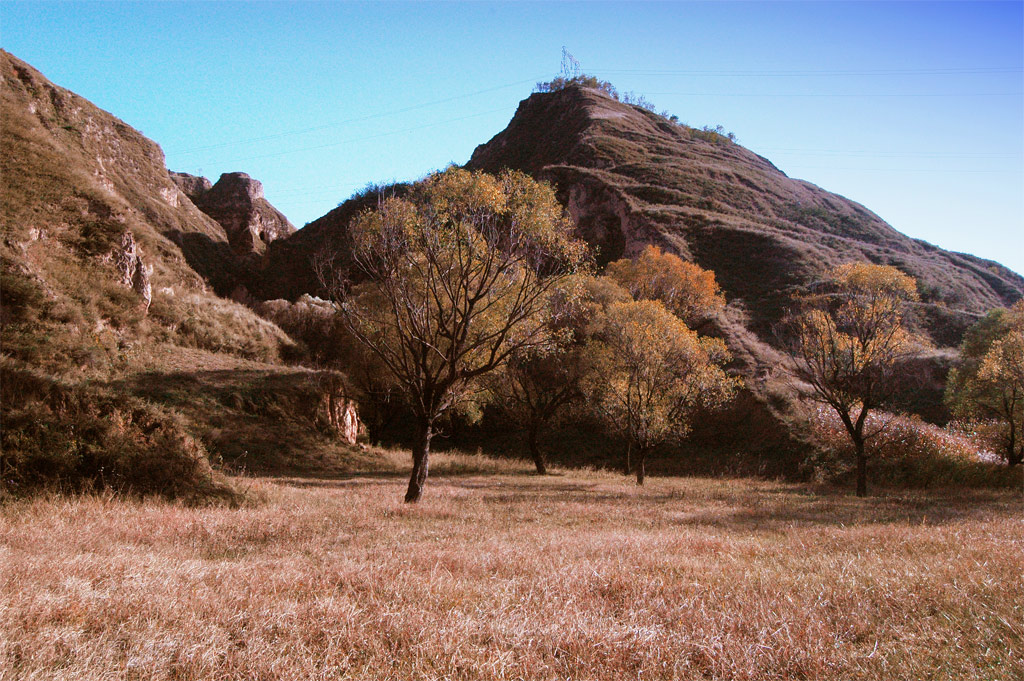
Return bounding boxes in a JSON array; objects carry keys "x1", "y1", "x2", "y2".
[
  {"x1": 605, "y1": 245, "x2": 725, "y2": 325},
  {"x1": 783, "y1": 263, "x2": 927, "y2": 496}
]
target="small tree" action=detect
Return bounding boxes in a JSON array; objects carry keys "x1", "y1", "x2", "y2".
[
  {"x1": 330, "y1": 168, "x2": 586, "y2": 502},
  {"x1": 482, "y1": 275, "x2": 620, "y2": 474},
  {"x1": 606, "y1": 245, "x2": 725, "y2": 326},
  {"x1": 782, "y1": 263, "x2": 926, "y2": 496},
  {"x1": 946, "y1": 301, "x2": 1024, "y2": 466},
  {"x1": 589, "y1": 299, "x2": 736, "y2": 485},
  {"x1": 484, "y1": 343, "x2": 588, "y2": 474}
]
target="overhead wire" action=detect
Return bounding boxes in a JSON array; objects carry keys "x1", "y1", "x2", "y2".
[
  {"x1": 170, "y1": 75, "x2": 546, "y2": 156},
  {"x1": 206, "y1": 106, "x2": 512, "y2": 164}
]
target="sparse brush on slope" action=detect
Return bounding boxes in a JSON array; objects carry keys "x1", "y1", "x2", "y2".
[{"x1": 0, "y1": 359, "x2": 237, "y2": 502}]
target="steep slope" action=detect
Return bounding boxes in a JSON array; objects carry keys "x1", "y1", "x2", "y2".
[
  {"x1": 0, "y1": 50, "x2": 289, "y2": 365},
  {"x1": 466, "y1": 85, "x2": 1024, "y2": 347},
  {"x1": 0, "y1": 51, "x2": 365, "y2": 495}
]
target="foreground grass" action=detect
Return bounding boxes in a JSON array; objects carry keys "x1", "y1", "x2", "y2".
[{"x1": 2, "y1": 457, "x2": 1022, "y2": 680}]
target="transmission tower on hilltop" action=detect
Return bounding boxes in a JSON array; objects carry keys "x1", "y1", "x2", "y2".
[{"x1": 561, "y1": 47, "x2": 581, "y2": 80}]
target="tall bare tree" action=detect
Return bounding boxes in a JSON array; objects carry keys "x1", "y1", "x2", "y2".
[{"x1": 325, "y1": 168, "x2": 586, "y2": 502}]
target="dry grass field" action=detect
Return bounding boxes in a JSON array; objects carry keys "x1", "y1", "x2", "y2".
[{"x1": 2, "y1": 453, "x2": 1022, "y2": 681}]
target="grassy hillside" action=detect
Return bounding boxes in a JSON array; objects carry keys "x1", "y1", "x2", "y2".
[
  {"x1": 0, "y1": 51, "x2": 376, "y2": 497},
  {"x1": 2, "y1": 469, "x2": 1021, "y2": 680}
]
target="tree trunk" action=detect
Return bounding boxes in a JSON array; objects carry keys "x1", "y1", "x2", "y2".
[
  {"x1": 1007, "y1": 418, "x2": 1021, "y2": 466},
  {"x1": 405, "y1": 421, "x2": 432, "y2": 503},
  {"x1": 624, "y1": 441, "x2": 632, "y2": 476},
  {"x1": 636, "y1": 448, "x2": 647, "y2": 486},
  {"x1": 854, "y1": 437, "x2": 867, "y2": 497},
  {"x1": 528, "y1": 424, "x2": 547, "y2": 475}
]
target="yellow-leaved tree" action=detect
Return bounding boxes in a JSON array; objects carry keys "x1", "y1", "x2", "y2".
[
  {"x1": 946, "y1": 300, "x2": 1024, "y2": 466},
  {"x1": 605, "y1": 245, "x2": 725, "y2": 326},
  {"x1": 783, "y1": 263, "x2": 927, "y2": 496},
  {"x1": 588, "y1": 299, "x2": 737, "y2": 485},
  {"x1": 328, "y1": 168, "x2": 587, "y2": 502}
]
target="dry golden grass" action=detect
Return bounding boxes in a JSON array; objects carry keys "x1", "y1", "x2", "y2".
[{"x1": 2, "y1": 457, "x2": 1022, "y2": 680}]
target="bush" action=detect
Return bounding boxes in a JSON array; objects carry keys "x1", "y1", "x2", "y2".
[
  {"x1": 535, "y1": 74, "x2": 619, "y2": 99},
  {"x1": 805, "y1": 406, "x2": 1020, "y2": 489},
  {"x1": 0, "y1": 360, "x2": 236, "y2": 502}
]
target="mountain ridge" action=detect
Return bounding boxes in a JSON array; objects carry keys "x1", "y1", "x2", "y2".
[{"x1": 464, "y1": 85, "x2": 1023, "y2": 345}]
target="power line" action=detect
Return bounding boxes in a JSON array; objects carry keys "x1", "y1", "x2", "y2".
[
  {"x1": 644, "y1": 91, "x2": 1021, "y2": 98},
  {"x1": 758, "y1": 148, "x2": 1020, "y2": 159},
  {"x1": 782, "y1": 165, "x2": 1020, "y2": 174},
  {"x1": 203, "y1": 106, "x2": 512, "y2": 165},
  {"x1": 594, "y1": 66, "x2": 1022, "y2": 77},
  {"x1": 170, "y1": 75, "x2": 545, "y2": 156}
]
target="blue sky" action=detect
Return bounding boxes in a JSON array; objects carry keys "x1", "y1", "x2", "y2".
[{"x1": 3, "y1": 1, "x2": 1022, "y2": 275}]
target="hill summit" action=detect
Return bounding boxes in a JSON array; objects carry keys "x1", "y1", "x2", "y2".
[{"x1": 465, "y1": 84, "x2": 1024, "y2": 346}]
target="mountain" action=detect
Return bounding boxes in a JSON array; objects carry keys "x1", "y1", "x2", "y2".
[
  {"x1": 465, "y1": 85, "x2": 1024, "y2": 348},
  {"x1": 0, "y1": 51, "x2": 363, "y2": 497},
  {"x1": 258, "y1": 83, "x2": 1022, "y2": 353},
  {"x1": 246, "y1": 82, "x2": 1024, "y2": 469}
]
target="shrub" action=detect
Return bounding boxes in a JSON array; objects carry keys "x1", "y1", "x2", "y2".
[
  {"x1": 0, "y1": 360, "x2": 236, "y2": 502},
  {"x1": 535, "y1": 74, "x2": 619, "y2": 99},
  {"x1": 805, "y1": 406, "x2": 1020, "y2": 489}
]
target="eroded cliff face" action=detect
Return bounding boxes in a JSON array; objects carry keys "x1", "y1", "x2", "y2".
[
  {"x1": 174, "y1": 171, "x2": 296, "y2": 257},
  {"x1": 108, "y1": 231, "x2": 152, "y2": 312},
  {"x1": 169, "y1": 171, "x2": 212, "y2": 203}
]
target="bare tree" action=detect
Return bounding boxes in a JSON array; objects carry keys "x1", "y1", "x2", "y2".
[{"x1": 323, "y1": 168, "x2": 587, "y2": 502}]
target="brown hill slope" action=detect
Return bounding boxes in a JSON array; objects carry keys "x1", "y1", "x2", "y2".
[
  {"x1": 0, "y1": 51, "x2": 367, "y2": 495},
  {"x1": 0, "y1": 50, "x2": 290, "y2": 366},
  {"x1": 466, "y1": 85, "x2": 1024, "y2": 347}
]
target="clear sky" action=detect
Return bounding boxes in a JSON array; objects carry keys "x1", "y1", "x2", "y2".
[{"x1": 3, "y1": 1, "x2": 1022, "y2": 274}]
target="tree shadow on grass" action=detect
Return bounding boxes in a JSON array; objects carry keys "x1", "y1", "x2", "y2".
[{"x1": 458, "y1": 477, "x2": 1021, "y2": 529}]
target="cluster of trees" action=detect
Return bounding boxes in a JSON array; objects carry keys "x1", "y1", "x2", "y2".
[
  {"x1": 781, "y1": 263, "x2": 1022, "y2": 496},
  {"x1": 307, "y1": 167, "x2": 1020, "y2": 503},
  {"x1": 946, "y1": 301, "x2": 1024, "y2": 467},
  {"x1": 321, "y1": 168, "x2": 737, "y2": 501}
]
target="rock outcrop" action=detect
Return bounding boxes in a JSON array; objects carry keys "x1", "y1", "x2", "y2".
[
  {"x1": 110, "y1": 230, "x2": 152, "y2": 312},
  {"x1": 315, "y1": 371, "x2": 361, "y2": 445},
  {"x1": 179, "y1": 171, "x2": 296, "y2": 257},
  {"x1": 169, "y1": 171, "x2": 212, "y2": 203}
]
